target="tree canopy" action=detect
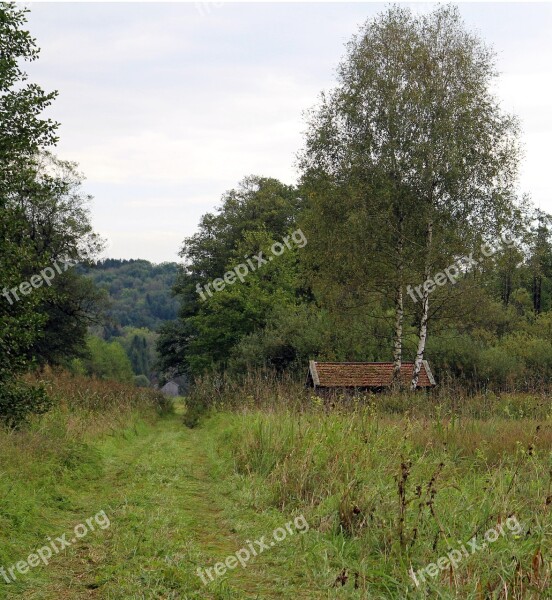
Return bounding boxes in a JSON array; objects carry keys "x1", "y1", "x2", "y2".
[
  {"x1": 159, "y1": 6, "x2": 552, "y2": 392},
  {"x1": 0, "y1": 3, "x2": 106, "y2": 420}
]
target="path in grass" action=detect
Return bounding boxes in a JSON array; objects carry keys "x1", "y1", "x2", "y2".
[{"x1": 13, "y1": 414, "x2": 312, "y2": 600}]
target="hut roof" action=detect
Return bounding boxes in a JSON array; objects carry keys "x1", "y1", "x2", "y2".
[{"x1": 307, "y1": 361, "x2": 435, "y2": 389}]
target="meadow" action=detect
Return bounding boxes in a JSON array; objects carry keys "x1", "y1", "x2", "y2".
[
  {"x1": 0, "y1": 370, "x2": 172, "y2": 597},
  {"x1": 1, "y1": 371, "x2": 550, "y2": 598},
  {"x1": 189, "y1": 376, "x2": 552, "y2": 598}
]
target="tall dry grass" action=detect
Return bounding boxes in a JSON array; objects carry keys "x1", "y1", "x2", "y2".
[
  {"x1": 194, "y1": 372, "x2": 552, "y2": 597},
  {"x1": 188, "y1": 370, "x2": 552, "y2": 421}
]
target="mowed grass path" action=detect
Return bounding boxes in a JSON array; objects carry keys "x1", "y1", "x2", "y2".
[{"x1": 10, "y1": 414, "x2": 313, "y2": 599}]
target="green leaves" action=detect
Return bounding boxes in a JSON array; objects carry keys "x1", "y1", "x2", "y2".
[
  {"x1": 161, "y1": 177, "x2": 304, "y2": 376},
  {"x1": 1, "y1": 3, "x2": 60, "y2": 390},
  {"x1": 0, "y1": 380, "x2": 52, "y2": 427},
  {"x1": 0, "y1": 4, "x2": 103, "y2": 422}
]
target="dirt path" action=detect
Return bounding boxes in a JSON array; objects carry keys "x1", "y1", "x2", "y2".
[{"x1": 14, "y1": 416, "x2": 311, "y2": 600}]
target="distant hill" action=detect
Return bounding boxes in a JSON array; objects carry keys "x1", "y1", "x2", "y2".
[{"x1": 83, "y1": 259, "x2": 180, "y2": 332}]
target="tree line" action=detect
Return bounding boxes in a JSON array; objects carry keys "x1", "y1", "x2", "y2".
[{"x1": 159, "y1": 6, "x2": 552, "y2": 390}]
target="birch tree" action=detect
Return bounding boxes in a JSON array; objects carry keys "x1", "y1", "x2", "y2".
[{"x1": 300, "y1": 5, "x2": 520, "y2": 388}]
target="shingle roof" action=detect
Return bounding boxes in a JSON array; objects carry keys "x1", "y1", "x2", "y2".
[{"x1": 308, "y1": 361, "x2": 435, "y2": 389}]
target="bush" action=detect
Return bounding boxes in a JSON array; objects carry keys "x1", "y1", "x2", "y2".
[
  {"x1": 81, "y1": 336, "x2": 134, "y2": 383},
  {"x1": 501, "y1": 333, "x2": 552, "y2": 383},
  {"x1": 133, "y1": 374, "x2": 151, "y2": 388},
  {"x1": 478, "y1": 346, "x2": 524, "y2": 387},
  {"x1": 0, "y1": 381, "x2": 53, "y2": 427},
  {"x1": 426, "y1": 332, "x2": 483, "y2": 381},
  {"x1": 182, "y1": 399, "x2": 208, "y2": 429}
]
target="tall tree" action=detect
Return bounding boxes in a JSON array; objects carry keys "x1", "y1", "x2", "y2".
[
  {"x1": 13, "y1": 153, "x2": 106, "y2": 365},
  {"x1": 1, "y1": 4, "x2": 104, "y2": 417},
  {"x1": 0, "y1": 3, "x2": 59, "y2": 389},
  {"x1": 300, "y1": 6, "x2": 520, "y2": 388},
  {"x1": 158, "y1": 176, "x2": 302, "y2": 377}
]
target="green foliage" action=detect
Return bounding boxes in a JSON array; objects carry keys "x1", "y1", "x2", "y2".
[
  {"x1": 84, "y1": 259, "x2": 179, "y2": 332},
  {"x1": 478, "y1": 346, "x2": 524, "y2": 387},
  {"x1": 116, "y1": 327, "x2": 159, "y2": 378},
  {"x1": 154, "y1": 6, "x2": 552, "y2": 392},
  {"x1": 160, "y1": 164, "x2": 552, "y2": 389},
  {"x1": 159, "y1": 7, "x2": 540, "y2": 385},
  {"x1": 425, "y1": 333, "x2": 483, "y2": 381},
  {"x1": 0, "y1": 3, "x2": 59, "y2": 389},
  {"x1": 28, "y1": 270, "x2": 108, "y2": 367},
  {"x1": 298, "y1": 4, "x2": 522, "y2": 390},
  {"x1": 229, "y1": 304, "x2": 328, "y2": 373},
  {"x1": 0, "y1": 5, "x2": 105, "y2": 425},
  {"x1": 0, "y1": 380, "x2": 52, "y2": 427},
  {"x1": 133, "y1": 374, "x2": 151, "y2": 388},
  {"x1": 179, "y1": 176, "x2": 301, "y2": 284},
  {"x1": 78, "y1": 336, "x2": 134, "y2": 383},
  {"x1": 15, "y1": 154, "x2": 107, "y2": 368},
  {"x1": 182, "y1": 398, "x2": 209, "y2": 429},
  {"x1": 159, "y1": 176, "x2": 305, "y2": 378}
]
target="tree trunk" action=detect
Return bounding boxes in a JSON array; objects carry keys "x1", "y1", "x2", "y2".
[
  {"x1": 392, "y1": 210, "x2": 404, "y2": 389},
  {"x1": 411, "y1": 220, "x2": 433, "y2": 390},
  {"x1": 392, "y1": 284, "x2": 403, "y2": 388}
]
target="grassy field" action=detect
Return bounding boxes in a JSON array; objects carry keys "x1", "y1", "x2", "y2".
[
  {"x1": 210, "y1": 404, "x2": 551, "y2": 598},
  {"x1": 1, "y1": 376, "x2": 550, "y2": 598}
]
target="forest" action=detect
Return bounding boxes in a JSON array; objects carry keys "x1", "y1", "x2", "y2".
[{"x1": 158, "y1": 174, "x2": 552, "y2": 389}]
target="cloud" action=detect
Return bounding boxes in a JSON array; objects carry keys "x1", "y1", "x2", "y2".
[{"x1": 24, "y1": 2, "x2": 552, "y2": 262}]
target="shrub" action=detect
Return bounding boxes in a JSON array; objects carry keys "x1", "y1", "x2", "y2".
[
  {"x1": 183, "y1": 398, "x2": 208, "y2": 429},
  {"x1": 134, "y1": 374, "x2": 151, "y2": 387},
  {"x1": 0, "y1": 381, "x2": 53, "y2": 427},
  {"x1": 81, "y1": 336, "x2": 134, "y2": 383},
  {"x1": 426, "y1": 332, "x2": 482, "y2": 381},
  {"x1": 478, "y1": 346, "x2": 525, "y2": 387}
]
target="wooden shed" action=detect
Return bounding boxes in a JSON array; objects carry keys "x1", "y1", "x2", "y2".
[{"x1": 306, "y1": 361, "x2": 436, "y2": 392}]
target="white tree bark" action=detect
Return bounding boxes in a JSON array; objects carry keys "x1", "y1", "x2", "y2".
[
  {"x1": 392, "y1": 284, "x2": 403, "y2": 388},
  {"x1": 411, "y1": 220, "x2": 433, "y2": 390}
]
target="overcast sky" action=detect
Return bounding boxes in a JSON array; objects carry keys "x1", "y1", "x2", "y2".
[{"x1": 25, "y1": 2, "x2": 552, "y2": 263}]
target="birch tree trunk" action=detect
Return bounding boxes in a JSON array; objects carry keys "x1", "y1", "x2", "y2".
[
  {"x1": 411, "y1": 220, "x2": 433, "y2": 390},
  {"x1": 392, "y1": 210, "x2": 404, "y2": 389},
  {"x1": 392, "y1": 284, "x2": 403, "y2": 387}
]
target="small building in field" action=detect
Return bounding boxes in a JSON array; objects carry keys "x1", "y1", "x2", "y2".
[
  {"x1": 160, "y1": 381, "x2": 180, "y2": 397},
  {"x1": 306, "y1": 361, "x2": 436, "y2": 393},
  {"x1": 159, "y1": 375, "x2": 189, "y2": 397}
]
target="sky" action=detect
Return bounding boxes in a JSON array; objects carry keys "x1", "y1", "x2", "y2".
[{"x1": 24, "y1": 2, "x2": 552, "y2": 263}]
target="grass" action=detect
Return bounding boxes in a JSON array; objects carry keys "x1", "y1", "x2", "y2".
[
  {"x1": 0, "y1": 371, "x2": 171, "y2": 598},
  {"x1": 0, "y1": 397, "x2": 313, "y2": 598},
  {"x1": 210, "y1": 406, "x2": 551, "y2": 598},
  {"x1": 188, "y1": 374, "x2": 551, "y2": 598},
  {"x1": 1, "y1": 372, "x2": 550, "y2": 598}
]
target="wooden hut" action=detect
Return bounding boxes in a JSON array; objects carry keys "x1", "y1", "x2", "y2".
[{"x1": 306, "y1": 361, "x2": 436, "y2": 393}]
